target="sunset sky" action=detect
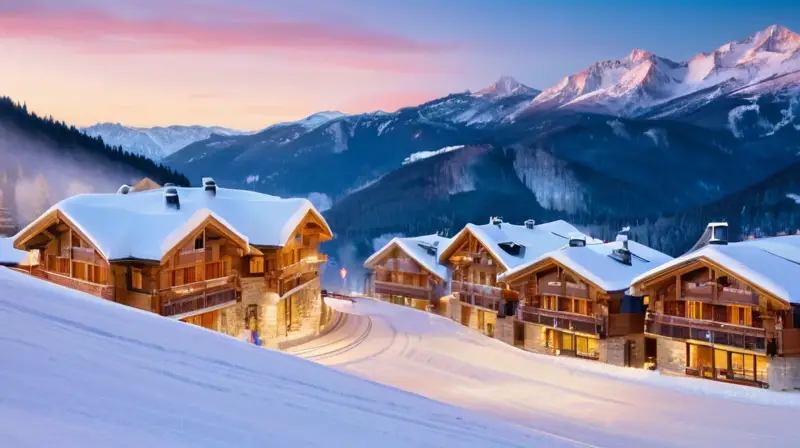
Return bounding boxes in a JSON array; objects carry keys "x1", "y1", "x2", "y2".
[{"x1": 1, "y1": 0, "x2": 798, "y2": 129}]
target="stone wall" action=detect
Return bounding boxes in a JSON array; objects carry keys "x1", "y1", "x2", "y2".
[
  {"x1": 768, "y1": 357, "x2": 800, "y2": 391},
  {"x1": 656, "y1": 337, "x2": 686, "y2": 375},
  {"x1": 601, "y1": 334, "x2": 645, "y2": 368},
  {"x1": 494, "y1": 317, "x2": 514, "y2": 346}
]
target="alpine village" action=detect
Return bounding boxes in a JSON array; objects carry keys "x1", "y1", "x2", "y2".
[{"x1": 2, "y1": 177, "x2": 800, "y2": 391}]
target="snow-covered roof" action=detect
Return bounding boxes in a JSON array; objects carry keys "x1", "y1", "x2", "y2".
[
  {"x1": 0, "y1": 237, "x2": 35, "y2": 266},
  {"x1": 15, "y1": 187, "x2": 332, "y2": 262},
  {"x1": 499, "y1": 240, "x2": 673, "y2": 292},
  {"x1": 439, "y1": 220, "x2": 602, "y2": 271},
  {"x1": 364, "y1": 234, "x2": 450, "y2": 280},
  {"x1": 631, "y1": 236, "x2": 800, "y2": 304}
]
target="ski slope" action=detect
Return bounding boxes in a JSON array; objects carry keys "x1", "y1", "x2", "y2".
[
  {"x1": 0, "y1": 268, "x2": 570, "y2": 448},
  {"x1": 290, "y1": 297, "x2": 800, "y2": 448}
]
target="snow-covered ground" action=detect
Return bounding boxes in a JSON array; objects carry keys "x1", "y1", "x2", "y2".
[
  {"x1": 291, "y1": 297, "x2": 800, "y2": 448},
  {"x1": 402, "y1": 145, "x2": 465, "y2": 165},
  {"x1": 0, "y1": 268, "x2": 571, "y2": 447}
]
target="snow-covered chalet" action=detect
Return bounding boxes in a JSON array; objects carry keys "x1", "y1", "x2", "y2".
[
  {"x1": 437, "y1": 218, "x2": 601, "y2": 337},
  {"x1": 497, "y1": 229, "x2": 672, "y2": 367},
  {"x1": 631, "y1": 223, "x2": 800, "y2": 390},
  {"x1": 363, "y1": 234, "x2": 451, "y2": 311},
  {"x1": 13, "y1": 178, "x2": 334, "y2": 349}
]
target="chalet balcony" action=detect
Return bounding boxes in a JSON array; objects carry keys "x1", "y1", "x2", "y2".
[
  {"x1": 279, "y1": 253, "x2": 327, "y2": 280},
  {"x1": 682, "y1": 281, "x2": 758, "y2": 306},
  {"x1": 71, "y1": 247, "x2": 96, "y2": 264},
  {"x1": 536, "y1": 278, "x2": 589, "y2": 299},
  {"x1": 177, "y1": 248, "x2": 205, "y2": 266},
  {"x1": 453, "y1": 280, "x2": 503, "y2": 311},
  {"x1": 646, "y1": 312, "x2": 766, "y2": 352},
  {"x1": 160, "y1": 275, "x2": 238, "y2": 317},
  {"x1": 159, "y1": 274, "x2": 237, "y2": 303},
  {"x1": 373, "y1": 279, "x2": 431, "y2": 300},
  {"x1": 516, "y1": 305, "x2": 603, "y2": 335}
]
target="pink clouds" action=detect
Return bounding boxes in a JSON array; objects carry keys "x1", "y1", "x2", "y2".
[{"x1": 0, "y1": 3, "x2": 453, "y2": 61}]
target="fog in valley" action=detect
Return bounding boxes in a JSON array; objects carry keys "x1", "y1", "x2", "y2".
[{"x1": 0, "y1": 121, "x2": 151, "y2": 235}]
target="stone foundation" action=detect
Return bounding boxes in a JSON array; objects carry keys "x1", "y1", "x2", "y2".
[
  {"x1": 601, "y1": 334, "x2": 645, "y2": 368},
  {"x1": 656, "y1": 337, "x2": 686, "y2": 375},
  {"x1": 493, "y1": 317, "x2": 514, "y2": 345},
  {"x1": 768, "y1": 357, "x2": 800, "y2": 391},
  {"x1": 220, "y1": 277, "x2": 327, "y2": 350}
]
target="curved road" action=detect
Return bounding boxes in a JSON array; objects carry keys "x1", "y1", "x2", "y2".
[{"x1": 289, "y1": 297, "x2": 800, "y2": 448}]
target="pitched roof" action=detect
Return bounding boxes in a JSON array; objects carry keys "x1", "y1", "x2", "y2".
[
  {"x1": 15, "y1": 187, "x2": 332, "y2": 262},
  {"x1": 364, "y1": 234, "x2": 450, "y2": 280},
  {"x1": 499, "y1": 240, "x2": 673, "y2": 292},
  {"x1": 439, "y1": 220, "x2": 602, "y2": 271},
  {"x1": 631, "y1": 236, "x2": 800, "y2": 304}
]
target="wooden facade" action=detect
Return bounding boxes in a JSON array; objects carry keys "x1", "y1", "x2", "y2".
[
  {"x1": 503, "y1": 259, "x2": 646, "y2": 366},
  {"x1": 14, "y1": 197, "x2": 334, "y2": 348},
  {"x1": 365, "y1": 243, "x2": 447, "y2": 311},
  {"x1": 439, "y1": 229, "x2": 515, "y2": 336},
  {"x1": 635, "y1": 257, "x2": 800, "y2": 388}
]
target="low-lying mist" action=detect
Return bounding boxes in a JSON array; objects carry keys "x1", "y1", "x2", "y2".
[{"x1": 0, "y1": 121, "x2": 151, "y2": 233}]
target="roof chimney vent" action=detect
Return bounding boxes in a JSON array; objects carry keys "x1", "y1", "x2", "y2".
[
  {"x1": 708, "y1": 222, "x2": 728, "y2": 245},
  {"x1": 568, "y1": 233, "x2": 586, "y2": 248},
  {"x1": 524, "y1": 219, "x2": 536, "y2": 230},
  {"x1": 202, "y1": 177, "x2": 217, "y2": 196},
  {"x1": 117, "y1": 184, "x2": 131, "y2": 195},
  {"x1": 164, "y1": 183, "x2": 175, "y2": 187},
  {"x1": 490, "y1": 216, "x2": 503, "y2": 227},
  {"x1": 164, "y1": 187, "x2": 180, "y2": 210}
]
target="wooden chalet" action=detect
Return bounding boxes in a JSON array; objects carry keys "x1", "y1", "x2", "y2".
[
  {"x1": 498, "y1": 233, "x2": 672, "y2": 366},
  {"x1": 437, "y1": 218, "x2": 600, "y2": 337},
  {"x1": 364, "y1": 234, "x2": 450, "y2": 311},
  {"x1": 631, "y1": 223, "x2": 800, "y2": 390},
  {"x1": 13, "y1": 178, "x2": 334, "y2": 349}
]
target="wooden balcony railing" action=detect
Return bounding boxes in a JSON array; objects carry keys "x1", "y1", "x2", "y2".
[
  {"x1": 374, "y1": 268, "x2": 429, "y2": 289},
  {"x1": 161, "y1": 287, "x2": 237, "y2": 318},
  {"x1": 607, "y1": 313, "x2": 646, "y2": 337},
  {"x1": 177, "y1": 248, "x2": 205, "y2": 266},
  {"x1": 453, "y1": 280, "x2": 503, "y2": 311},
  {"x1": 280, "y1": 253, "x2": 327, "y2": 280},
  {"x1": 646, "y1": 312, "x2": 766, "y2": 352},
  {"x1": 159, "y1": 274, "x2": 237, "y2": 303},
  {"x1": 682, "y1": 281, "x2": 758, "y2": 306},
  {"x1": 160, "y1": 275, "x2": 238, "y2": 317},
  {"x1": 373, "y1": 280, "x2": 431, "y2": 300},
  {"x1": 71, "y1": 247, "x2": 96, "y2": 264},
  {"x1": 516, "y1": 305, "x2": 602, "y2": 335}
]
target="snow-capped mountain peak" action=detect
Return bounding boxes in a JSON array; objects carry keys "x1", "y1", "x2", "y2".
[
  {"x1": 474, "y1": 75, "x2": 538, "y2": 99},
  {"x1": 516, "y1": 24, "x2": 800, "y2": 118},
  {"x1": 297, "y1": 111, "x2": 347, "y2": 130},
  {"x1": 82, "y1": 123, "x2": 250, "y2": 160}
]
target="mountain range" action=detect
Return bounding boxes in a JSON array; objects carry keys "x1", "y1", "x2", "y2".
[
  {"x1": 0, "y1": 97, "x2": 188, "y2": 233},
  {"x1": 76, "y1": 24, "x2": 800, "y2": 284}
]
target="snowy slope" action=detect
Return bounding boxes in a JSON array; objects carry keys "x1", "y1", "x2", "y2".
[
  {"x1": 0, "y1": 268, "x2": 555, "y2": 447},
  {"x1": 515, "y1": 25, "x2": 800, "y2": 118},
  {"x1": 292, "y1": 297, "x2": 800, "y2": 448}
]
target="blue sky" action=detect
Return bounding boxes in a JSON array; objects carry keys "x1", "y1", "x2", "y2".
[{"x1": 0, "y1": 0, "x2": 796, "y2": 128}]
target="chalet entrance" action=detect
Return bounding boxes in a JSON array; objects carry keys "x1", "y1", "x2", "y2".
[
  {"x1": 545, "y1": 329, "x2": 599, "y2": 360},
  {"x1": 460, "y1": 305, "x2": 471, "y2": 327},
  {"x1": 645, "y1": 337, "x2": 658, "y2": 370},
  {"x1": 513, "y1": 320, "x2": 525, "y2": 347}
]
